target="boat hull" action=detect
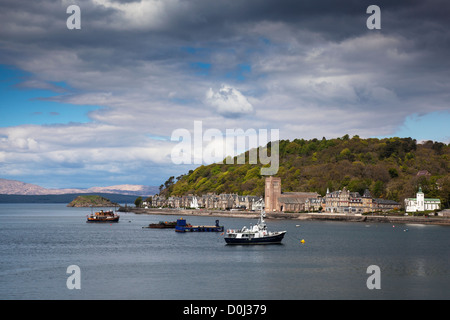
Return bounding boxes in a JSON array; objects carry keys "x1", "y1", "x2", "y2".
[
  {"x1": 175, "y1": 218, "x2": 224, "y2": 232},
  {"x1": 145, "y1": 222, "x2": 177, "y2": 229},
  {"x1": 86, "y1": 216, "x2": 120, "y2": 223},
  {"x1": 175, "y1": 225, "x2": 224, "y2": 232},
  {"x1": 224, "y1": 232, "x2": 286, "y2": 245}
]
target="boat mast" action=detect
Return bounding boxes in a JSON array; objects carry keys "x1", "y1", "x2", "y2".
[{"x1": 259, "y1": 207, "x2": 266, "y2": 226}]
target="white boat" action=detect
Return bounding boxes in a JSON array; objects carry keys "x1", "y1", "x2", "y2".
[{"x1": 224, "y1": 210, "x2": 286, "y2": 245}]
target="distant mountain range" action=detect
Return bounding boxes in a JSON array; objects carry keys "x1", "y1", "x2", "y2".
[{"x1": 0, "y1": 178, "x2": 158, "y2": 196}]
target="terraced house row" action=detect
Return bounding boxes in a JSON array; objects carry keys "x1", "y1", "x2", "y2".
[{"x1": 143, "y1": 193, "x2": 264, "y2": 211}]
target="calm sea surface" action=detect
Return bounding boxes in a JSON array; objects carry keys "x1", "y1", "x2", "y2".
[{"x1": 0, "y1": 203, "x2": 449, "y2": 300}]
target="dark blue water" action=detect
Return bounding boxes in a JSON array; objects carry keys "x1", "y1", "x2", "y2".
[{"x1": 1, "y1": 204, "x2": 449, "y2": 300}]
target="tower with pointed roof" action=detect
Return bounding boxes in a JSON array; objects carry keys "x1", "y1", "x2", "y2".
[{"x1": 416, "y1": 187, "x2": 425, "y2": 212}]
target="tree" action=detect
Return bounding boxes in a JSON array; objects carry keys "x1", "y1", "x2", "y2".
[
  {"x1": 388, "y1": 168, "x2": 399, "y2": 178},
  {"x1": 438, "y1": 176, "x2": 450, "y2": 208},
  {"x1": 372, "y1": 181, "x2": 385, "y2": 198},
  {"x1": 339, "y1": 148, "x2": 352, "y2": 161},
  {"x1": 164, "y1": 176, "x2": 175, "y2": 189},
  {"x1": 135, "y1": 196, "x2": 143, "y2": 208}
]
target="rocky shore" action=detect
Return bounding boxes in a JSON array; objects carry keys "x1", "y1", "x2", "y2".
[{"x1": 121, "y1": 207, "x2": 450, "y2": 226}]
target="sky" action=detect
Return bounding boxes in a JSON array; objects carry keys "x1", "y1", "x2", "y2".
[{"x1": 0, "y1": 0, "x2": 449, "y2": 189}]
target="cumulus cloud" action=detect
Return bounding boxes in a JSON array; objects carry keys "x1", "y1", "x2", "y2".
[
  {"x1": 0, "y1": 122, "x2": 178, "y2": 187},
  {"x1": 205, "y1": 85, "x2": 253, "y2": 118}
]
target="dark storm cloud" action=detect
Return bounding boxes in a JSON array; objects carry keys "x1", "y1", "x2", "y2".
[
  {"x1": 1, "y1": 0, "x2": 448, "y2": 122},
  {"x1": 2, "y1": 1, "x2": 448, "y2": 72}
]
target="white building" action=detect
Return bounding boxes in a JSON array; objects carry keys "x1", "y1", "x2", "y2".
[
  {"x1": 190, "y1": 197, "x2": 199, "y2": 209},
  {"x1": 405, "y1": 187, "x2": 441, "y2": 213},
  {"x1": 252, "y1": 198, "x2": 265, "y2": 211}
]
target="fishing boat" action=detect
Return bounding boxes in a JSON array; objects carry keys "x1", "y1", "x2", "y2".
[
  {"x1": 86, "y1": 209, "x2": 120, "y2": 223},
  {"x1": 175, "y1": 218, "x2": 224, "y2": 232},
  {"x1": 224, "y1": 209, "x2": 286, "y2": 245},
  {"x1": 143, "y1": 221, "x2": 177, "y2": 229}
]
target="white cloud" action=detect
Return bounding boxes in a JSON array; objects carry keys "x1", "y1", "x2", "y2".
[
  {"x1": 205, "y1": 85, "x2": 254, "y2": 118},
  {"x1": 0, "y1": 122, "x2": 178, "y2": 187}
]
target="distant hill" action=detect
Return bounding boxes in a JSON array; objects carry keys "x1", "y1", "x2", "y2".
[
  {"x1": 160, "y1": 136, "x2": 450, "y2": 208},
  {"x1": 0, "y1": 178, "x2": 48, "y2": 195},
  {"x1": 0, "y1": 193, "x2": 139, "y2": 204},
  {"x1": 0, "y1": 178, "x2": 158, "y2": 196}
]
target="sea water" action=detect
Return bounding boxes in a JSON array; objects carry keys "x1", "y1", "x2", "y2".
[{"x1": 0, "y1": 203, "x2": 449, "y2": 300}]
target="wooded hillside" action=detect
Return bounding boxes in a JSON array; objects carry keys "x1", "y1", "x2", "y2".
[
  {"x1": 160, "y1": 136, "x2": 450, "y2": 208},
  {"x1": 67, "y1": 195, "x2": 118, "y2": 207}
]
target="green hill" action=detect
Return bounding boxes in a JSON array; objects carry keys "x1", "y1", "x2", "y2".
[
  {"x1": 67, "y1": 195, "x2": 118, "y2": 207},
  {"x1": 160, "y1": 136, "x2": 450, "y2": 208}
]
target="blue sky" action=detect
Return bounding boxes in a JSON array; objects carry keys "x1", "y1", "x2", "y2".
[
  {"x1": 390, "y1": 111, "x2": 450, "y2": 143},
  {"x1": 0, "y1": 0, "x2": 449, "y2": 189},
  {"x1": 0, "y1": 65, "x2": 99, "y2": 127}
]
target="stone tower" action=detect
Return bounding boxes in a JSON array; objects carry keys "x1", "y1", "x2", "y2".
[{"x1": 265, "y1": 176, "x2": 281, "y2": 212}]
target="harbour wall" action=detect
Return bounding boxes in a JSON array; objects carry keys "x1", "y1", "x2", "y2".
[{"x1": 124, "y1": 207, "x2": 450, "y2": 226}]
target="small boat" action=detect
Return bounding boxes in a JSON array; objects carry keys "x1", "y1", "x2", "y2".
[
  {"x1": 175, "y1": 218, "x2": 224, "y2": 232},
  {"x1": 224, "y1": 209, "x2": 286, "y2": 245},
  {"x1": 86, "y1": 210, "x2": 120, "y2": 223},
  {"x1": 143, "y1": 221, "x2": 177, "y2": 229}
]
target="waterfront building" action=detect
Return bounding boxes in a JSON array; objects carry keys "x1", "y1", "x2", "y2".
[
  {"x1": 405, "y1": 187, "x2": 441, "y2": 212},
  {"x1": 252, "y1": 198, "x2": 265, "y2": 211},
  {"x1": 305, "y1": 197, "x2": 326, "y2": 212},
  {"x1": 373, "y1": 198, "x2": 402, "y2": 211},
  {"x1": 146, "y1": 193, "x2": 263, "y2": 211},
  {"x1": 265, "y1": 176, "x2": 320, "y2": 212},
  {"x1": 325, "y1": 187, "x2": 400, "y2": 214}
]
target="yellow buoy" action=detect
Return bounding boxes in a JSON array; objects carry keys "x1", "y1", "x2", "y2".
[{"x1": 300, "y1": 239, "x2": 305, "y2": 244}]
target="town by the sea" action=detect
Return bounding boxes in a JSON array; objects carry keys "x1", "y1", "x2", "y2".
[{"x1": 1, "y1": 203, "x2": 449, "y2": 300}]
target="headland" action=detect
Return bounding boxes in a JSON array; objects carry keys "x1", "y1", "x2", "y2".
[{"x1": 67, "y1": 195, "x2": 118, "y2": 207}]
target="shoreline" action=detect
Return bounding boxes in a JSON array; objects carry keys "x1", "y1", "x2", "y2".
[{"x1": 122, "y1": 207, "x2": 450, "y2": 226}]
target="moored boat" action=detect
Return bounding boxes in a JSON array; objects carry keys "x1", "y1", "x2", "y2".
[
  {"x1": 143, "y1": 221, "x2": 177, "y2": 229},
  {"x1": 224, "y1": 210, "x2": 286, "y2": 245},
  {"x1": 175, "y1": 218, "x2": 224, "y2": 232},
  {"x1": 86, "y1": 210, "x2": 120, "y2": 223}
]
